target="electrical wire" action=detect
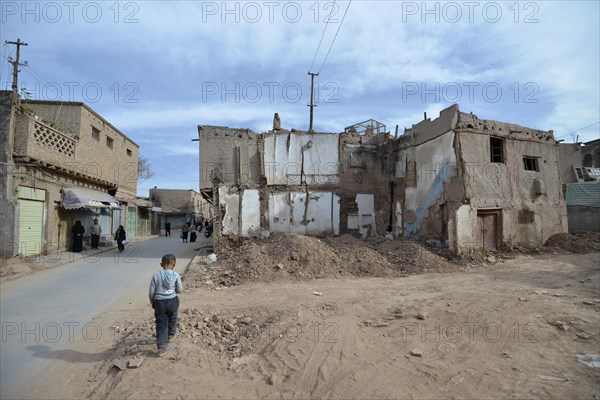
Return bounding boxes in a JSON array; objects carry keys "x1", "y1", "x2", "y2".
[
  {"x1": 317, "y1": 0, "x2": 352, "y2": 74},
  {"x1": 308, "y1": 0, "x2": 337, "y2": 73},
  {"x1": 556, "y1": 121, "x2": 600, "y2": 141}
]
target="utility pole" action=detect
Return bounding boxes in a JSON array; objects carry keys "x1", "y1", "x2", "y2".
[
  {"x1": 307, "y1": 71, "x2": 319, "y2": 131},
  {"x1": 1, "y1": 39, "x2": 27, "y2": 258},
  {"x1": 6, "y1": 38, "x2": 28, "y2": 107}
]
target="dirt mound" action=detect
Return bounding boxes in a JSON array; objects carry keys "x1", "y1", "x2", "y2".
[
  {"x1": 544, "y1": 233, "x2": 600, "y2": 253},
  {"x1": 185, "y1": 234, "x2": 458, "y2": 290}
]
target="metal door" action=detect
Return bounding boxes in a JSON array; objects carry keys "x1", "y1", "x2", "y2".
[
  {"x1": 18, "y1": 199, "x2": 44, "y2": 256},
  {"x1": 127, "y1": 206, "x2": 136, "y2": 237}
]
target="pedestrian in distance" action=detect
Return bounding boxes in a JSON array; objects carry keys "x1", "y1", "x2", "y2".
[
  {"x1": 90, "y1": 218, "x2": 102, "y2": 250},
  {"x1": 190, "y1": 223, "x2": 197, "y2": 242},
  {"x1": 114, "y1": 225, "x2": 126, "y2": 252},
  {"x1": 149, "y1": 253, "x2": 183, "y2": 356},
  {"x1": 71, "y1": 220, "x2": 85, "y2": 252},
  {"x1": 165, "y1": 220, "x2": 171, "y2": 237},
  {"x1": 181, "y1": 222, "x2": 190, "y2": 243}
]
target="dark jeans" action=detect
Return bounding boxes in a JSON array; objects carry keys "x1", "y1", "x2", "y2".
[
  {"x1": 181, "y1": 231, "x2": 188, "y2": 242},
  {"x1": 91, "y1": 234, "x2": 100, "y2": 249},
  {"x1": 165, "y1": 229, "x2": 171, "y2": 237},
  {"x1": 154, "y1": 297, "x2": 179, "y2": 349},
  {"x1": 117, "y1": 239, "x2": 125, "y2": 252}
]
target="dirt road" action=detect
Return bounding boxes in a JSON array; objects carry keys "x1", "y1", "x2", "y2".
[{"x1": 47, "y1": 251, "x2": 600, "y2": 400}]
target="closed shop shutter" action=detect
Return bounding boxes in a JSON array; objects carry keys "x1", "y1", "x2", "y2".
[
  {"x1": 127, "y1": 207, "x2": 136, "y2": 237},
  {"x1": 18, "y1": 199, "x2": 44, "y2": 256}
]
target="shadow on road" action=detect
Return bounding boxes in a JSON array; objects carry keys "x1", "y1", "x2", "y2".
[{"x1": 27, "y1": 345, "x2": 114, "y2": 363}]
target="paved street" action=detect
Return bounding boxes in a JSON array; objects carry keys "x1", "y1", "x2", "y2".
[{"x1": 0, "y1": 234, "x2": 207, "y2": 399}]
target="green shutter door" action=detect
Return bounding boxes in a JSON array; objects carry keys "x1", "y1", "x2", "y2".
[
  {"x1": 127, "y1": 207, "x2": 136, "y2": 237},
  {"x1": 18, "y1": 199, "x2": 44, "y2": 256}
]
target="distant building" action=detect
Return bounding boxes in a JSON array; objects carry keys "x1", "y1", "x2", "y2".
[
  {"x1": 581, "y1": 138, "x2": 600, "y2": 168},
  {"x1": 149, "y1": 188, "x2": 209, "y2": 230}
]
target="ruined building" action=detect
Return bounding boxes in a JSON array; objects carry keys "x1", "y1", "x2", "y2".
[{"x1": 198, "y1": 104, "x2": 568, "y2": 254}]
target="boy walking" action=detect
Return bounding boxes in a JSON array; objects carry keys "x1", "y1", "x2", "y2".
[{"x1": 149, "y1": 254, "x2": 183, "y2": 356}]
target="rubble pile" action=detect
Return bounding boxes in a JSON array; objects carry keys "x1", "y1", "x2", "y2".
[
  {"x1": 113, "y1": 308, "x2": 282, "y2": 359},
  {"x1": 544, "y1": 233, "x2": 600, "y2": 254},
  {"x1": 185, "y1": 233, "x2": 456, "y2": 290}
]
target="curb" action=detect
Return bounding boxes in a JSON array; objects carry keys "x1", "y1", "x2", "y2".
[
  {"x1": 1, "y1": 235, "x2": 160, "y2": 282},
  {"x1": 181, "y1": 241, "x2": 214, "y2": 281}
]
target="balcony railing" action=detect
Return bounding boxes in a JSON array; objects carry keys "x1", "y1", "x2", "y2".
[{"x1": 33, "y1": 120, "x2": 76, "y2": 157}]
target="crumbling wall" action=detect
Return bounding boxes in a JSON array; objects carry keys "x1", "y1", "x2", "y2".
[
  {"x1": 558, "y1": 143, "x2": 583, "y2": 184},
  {"x1": 199, "y1": 126, "x2": 260, "y2": 190},
  {"x1": 268, "y1": 191, "x2": 340, "y2": 235},
  {"x1": 401, "y1": 130, "x2": 458, "y2": 238},
  {"x1": 455, "y1": 112, "x2": 567, "y2": 250},
  {"x1": 403, "y1": 104, "x2": 458, "y2": 146},
  {"x1": 263, "y1": 130, "x2": 339, "y2": 185},
  {"x1": 201, "y1": 107, "x2": 568, "y2": 254},
  {"x1": 338, "y1": 131, "x2": 393, "y2": 236}
]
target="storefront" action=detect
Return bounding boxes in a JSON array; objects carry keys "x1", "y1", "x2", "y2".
[{"x1": 61, "y1": 187, "x2": 122, "y2": 249}]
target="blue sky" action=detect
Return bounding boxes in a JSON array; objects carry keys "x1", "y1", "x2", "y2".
[{"x1": 1, "y1": 1, "x2": 599, "y2": 196}]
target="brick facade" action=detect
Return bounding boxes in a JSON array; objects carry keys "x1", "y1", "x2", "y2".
[
  {"x1": 3, "y1": 96, "x2": 141, "y2": 256},
  {"x1": 21, "y1": 100, "x2": 138, "y2": 193}
]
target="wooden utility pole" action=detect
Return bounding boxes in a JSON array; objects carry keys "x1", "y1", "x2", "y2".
[
  {"x1": 307, "y1": 71, "x2": 319, "y2": 131},
  {"x1": 6, "y1": 38, "x2": 28, "y2": 107}
]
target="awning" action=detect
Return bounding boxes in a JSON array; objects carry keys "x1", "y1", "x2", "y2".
[{"x1": 61, "y1": 188, "x2": 122, "y2": 210}]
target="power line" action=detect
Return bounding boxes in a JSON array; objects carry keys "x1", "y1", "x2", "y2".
[
  {"x1": 556, "y1": 121, "x2": 600, "y2": 140},
  {"x1": 317, "y1": 0, "x2": 352, "y2": 74},
  {"x1": 308, "y1": 0, "x2": 337, "y2": 73},
  {"x1": 139, "y1": 157, "x2": 200, "y2": 184}
]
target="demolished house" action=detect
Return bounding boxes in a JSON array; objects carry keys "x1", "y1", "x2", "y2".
[{"x1": 198, "y1": 104, "x2": 568, "y2": 254}]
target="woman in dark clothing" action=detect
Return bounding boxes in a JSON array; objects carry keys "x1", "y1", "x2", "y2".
[
  {"x1": 72, "y1": 220, "x2": 85, "y2": 252},
  {"x1": 190, "y1": 224, "x2": 197, "y2": 242},
  {"x1": 114, "y1": 225, "x2": 126, "y2": 252}
]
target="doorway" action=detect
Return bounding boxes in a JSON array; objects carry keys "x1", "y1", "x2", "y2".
[{"x1": 477, "y1": 209, "x2": 501, "y2": 251}]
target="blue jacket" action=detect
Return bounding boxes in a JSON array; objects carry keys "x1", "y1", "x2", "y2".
[{"x1": 149, "y1": 269, "x2": 183, "y2": 305}]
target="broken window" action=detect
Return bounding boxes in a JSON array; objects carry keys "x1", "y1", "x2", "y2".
[
  {"x1": 406, "y1": 160, "x2": 417, "y2": 187},
  {"x1": 350, "y1": 152, "x2": 363, "y2": 168},
  {"x1": 490, "y1": 137, "x2": 504, "y2": 163},
  {"x1": 523, "y1": 157, "x2": 539, "y2": 171}
]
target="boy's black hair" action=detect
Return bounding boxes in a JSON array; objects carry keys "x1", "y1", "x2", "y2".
[{"x1": 161, "y1": 254, "x2": 176, "y2": 266}]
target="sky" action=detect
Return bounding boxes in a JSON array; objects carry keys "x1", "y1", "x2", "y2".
[{"x1": 1, "y1": 0, "x2": 599, "y2": 196}]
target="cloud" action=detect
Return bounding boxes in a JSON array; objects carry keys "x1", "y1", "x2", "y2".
[{"x1": 3, "y1": 0, "x2": 598, "y2": 193}]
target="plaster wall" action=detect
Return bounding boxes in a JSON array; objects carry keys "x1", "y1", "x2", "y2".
[
  {"x1": 403, "y1": 131, "x2": 457, "y2": 235},
  {"x1": 241, "y1": 189, "x2": 260, "y2": 236},
  {"x1": 454, "y1": 204, "x2": 473, "y2": 251},
  {"x1": 558, "y1": 143, "x2": 583, "y2": 184},
  {"x1": 264, "y1": 132, "x2": 339, "y2": 185},
  {"x1": 457, "y1": 130, "x2": 567, "y2": 247},
  {"x1": 269, "y1": 191, "x2": 339, "y2": 235},
  {"x1": 355, "y1": 193, "x2": 375, "y2": 237},
  {"x1": 219, "y1": 186, "x2": 240, "y2": 236}
]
